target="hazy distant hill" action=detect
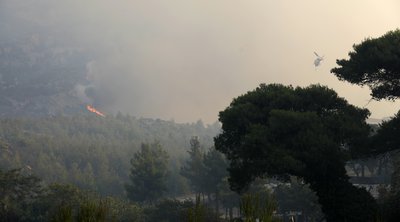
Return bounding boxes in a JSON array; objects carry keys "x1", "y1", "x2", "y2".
[{"x1": 0, "y1": 37, "x2": 91, "y2": 117}]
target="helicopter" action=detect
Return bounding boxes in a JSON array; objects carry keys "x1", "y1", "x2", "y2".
[{"x1": 313, "y1": 51, "x2": 324, "y2": 67}]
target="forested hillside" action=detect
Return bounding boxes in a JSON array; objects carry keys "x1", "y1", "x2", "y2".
[
  {"x1": 0, "y1": 114, "x2": 220, "y2": 197},
  {"x1": 0, "y1": 37, "x2": 92, "y2": 117},
  {"x1": 0, "y1": 4, "x2": 224, "y2": 200}
]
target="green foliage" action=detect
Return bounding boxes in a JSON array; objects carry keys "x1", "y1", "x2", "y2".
[
  {"x1": 187, "y1": 195, "x2": 207, "y2": 222},
  {"x1": 38, "y1": 183, "x2": 144, "y2": 222},
  {"x1": 0, "y1": 115, "x2": 222, "y2": 220},
  {"x1": 34, "y1": 183, "x2": 96, "y2": 222},
  {"x1": 181, "y1": 137, "x2": 228, "y2": 218},
  {"x1": 240, "y1": 191, "x2": 277, "y2": 222},
  {"x1": 126, "y1": 142, "x2": 169, "y2": 203},
  {"x1": 377, "y1": 189, "x2": 400, "y2": 222},
  {"x1": 0, "y1": 168, "x2": 44, "y2": 221},
  {"x1": 0, "y1": 115, "x2": 218, "y2": 197},
  {"x1": 371, "y1": 111, "x2": 400, "y2": 155},
  {"x1": 331, "y1": 29, "x2": 400, "y2": 100},
  {"x1": 0, "y1": 173, "x2": 145, "y2": 222},
  {"x1": 144, "y1": 199, "x2": 192, "y2": 222},
  {"x1": 202, "y1": 147, "x2": 228, "y2": 216},
  {"x1": 331, "y1": 30, "x2": 400, "y2": 221},
  {"x1": 203, "y1": 147, "x2": 228, "y2": 195},
  {"x1": 76, "y1": 199, "x2": 109, "y2": 222},
  {"x1": 101, "y1": 196, "x2": 144, "y2": 222},
  {"x1": 215, "y1": 83, "x2": 377, "y2": 221},
  {"x1": 369, "y1": 113, "x2": 400, "y2": 221},
  {"x1": 141, "y1": 197, "x2": 220, "y2": 222},
  {"x1": 215, "y1": 83, "x2": 371, "y2": 190},
  {"x1": 219, "y1": 178, "x2": 240, "y2": 220},
  {"x1": 372, "y1": 152, "x2": 400, "y2": 222},
  {"x1": 181, "y1": 137, "x2": 228, "y2": 194},
  {"x1": 274, "y1": 178, "x2": 323, "y2": 221},
  {"x1": 50, "y1": 199, "x2": 113, "y2": 222},
  {"x1": 181, "y1": 136, "x2": 207, "y2": 194},
  {"x1": 51, "y1": 205, "x2": 73, "y2": 222}
]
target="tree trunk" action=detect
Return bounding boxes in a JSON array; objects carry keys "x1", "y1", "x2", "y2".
[{"x1": 215, "y1": 190, "x2": 219, "y2": 221}]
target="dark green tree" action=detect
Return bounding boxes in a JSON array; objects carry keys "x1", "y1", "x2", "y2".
[
  {"x1": 332, "y1": 30, "x2": 400, "y2": 221},
  {"x1": 36, "y1": 183, "x2": 145, "y2": 222},
  {"x1": 218, "y1": 178, "x2": 240, "y2": 221},
  {"x1": 240, "y1": 190, "x2": 277, "y2": 222},
  {"x1": 370, "y1": 112, "x2": 400, "y2": 222},
  {"x1": 274, "y1": 178, "x2": 323, "y2": 221},
  {"x1": 370, "y1": 111, "x2": 400, "y2": 154},
  {"x1": 214, "y1": 83, "x2": 377, "y2": 222},
  {"x1": 331, "y1": 29, "x2": 400, "y2": 100},
  {"x1": 0, "y1": 168, "x2": 44, "y2": 221},
  {"x1": 125, "y1": 142, "x2": 169, "y2": 203},
  {"x1": 203, "y1": 147, "x2": 228, "y2": 215},
  {"x1": 203, "y1": 148, "x2": 228, "y2": 192},
  {"x1": 180, "y1": 136, "x2": 207, "y2": 195},
  {"x1": 145, "y1": 199, "x2": 192, "y2": 222}
]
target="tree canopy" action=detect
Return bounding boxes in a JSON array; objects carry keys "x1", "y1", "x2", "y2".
[
  {"x1": 215, "y1": 83, "x2": 376, "y2": 221},
  {"x1": 331, "y1": 29, "x2": 400, "y2": 100},
  {"x1": 180, "y1": 136, "x2": 207, "y2": 194},
  {"x1": 370, "y1": 111, "x2": 400, "y2": 154},
  {"x1": 125, "y1": 142, "x2": 169, "y2": 203}
]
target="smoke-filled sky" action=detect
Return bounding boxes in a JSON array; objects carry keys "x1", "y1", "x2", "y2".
[{"x1": 1, "y1": 0, "x2": 400, "y2": 123}]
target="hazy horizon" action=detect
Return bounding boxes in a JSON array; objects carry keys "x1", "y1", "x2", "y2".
[{"x1": 1, "y1": 0, "x2": 399, "y2": 123}]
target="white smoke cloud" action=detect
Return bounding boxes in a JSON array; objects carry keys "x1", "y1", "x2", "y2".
[{"x1": 1, "y1": 0, "x2": 400, "y2": 122}]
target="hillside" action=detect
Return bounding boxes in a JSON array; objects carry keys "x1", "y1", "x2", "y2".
[
  {"x1": 0, "y1": 37, "x2": 92, "y2": 117},
  {"x1": 0, "y1": 115, "x2": 220, "y2": 197}
]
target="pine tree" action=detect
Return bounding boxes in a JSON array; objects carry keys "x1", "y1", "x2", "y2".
[
  {"x1": 125, "y1": 142, "x2": 169, "y2": 203},
  {"x1": 180, "y1": 137, "x2": 207, "y2": 195}
]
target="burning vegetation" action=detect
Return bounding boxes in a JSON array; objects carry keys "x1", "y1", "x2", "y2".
[{"x1": 86, "y1": 105, "x2": 105, "y2": 117}]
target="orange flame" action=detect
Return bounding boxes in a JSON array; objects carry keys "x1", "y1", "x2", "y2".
[{"x1": 86, "y1": 105, "x2": 106, "y2": 117}]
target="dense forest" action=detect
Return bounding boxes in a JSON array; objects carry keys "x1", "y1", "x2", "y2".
[
  {"x1": 0, "y1": 114, "x2": 327, "y2": 221},
  {"x1": 0, "y1": 115, "x2": 219, "y2": 197}
]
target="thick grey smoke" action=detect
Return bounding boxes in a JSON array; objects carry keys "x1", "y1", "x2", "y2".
[{"x1": 1, "y1": 0, "x2": 399, "y2": 122}]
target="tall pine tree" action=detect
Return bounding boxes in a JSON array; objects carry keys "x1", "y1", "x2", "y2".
[
  {"x1": 125, "y1": 142, "x2": 169, "y2": 203},
  {"x1": 180, "y1": 136, "x2": 207, "y2": 195}
]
